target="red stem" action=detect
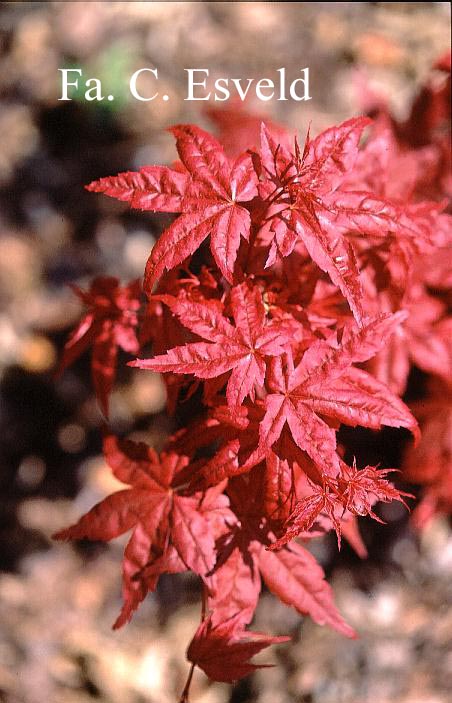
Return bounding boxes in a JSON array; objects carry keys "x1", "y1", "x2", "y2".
[
  {"x1": 178, "y1": 662, "x2": 195, "y2": 703},
  {"x1": 178, "y1": 583, "x2": 209, "y2": 703}
]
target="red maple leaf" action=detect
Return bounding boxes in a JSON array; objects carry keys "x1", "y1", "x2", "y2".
[
  {"x1": 53, "y1": 435, "x2": 230, "y2": 629},
  {"x1": 146, "y1": 125, "x2": 259, "y2": 285},
  {"x1": 269, "y1": 460, "x2": 411, "y2": 551},
  {"x1": 205, "y1": 477, "x2": 356, "y2": 639},
  {"x1": 259, "y1": 313, "x2": 419, "y2": 474},
  {"x1": 56, "y1": 277, "x2": 141, "y2": 416},
  {"x1": 338, "y1": 462, "x2": 410, "y2": 518},
  {"x1": 259, "y1": 118, "x2": 445, "y2": 324},
  {"x1": 131, "y1": 281, "x2": 294, "y2": 406},
  {"x1": 187, "y1": 613, "x2": 289, "y2": 684},
  {"x1": 258, "y1": 118, "x2": 371, "y2": 323},
  {"x1": 88, "y1": 125, "x2": 258, "y2": 286}
]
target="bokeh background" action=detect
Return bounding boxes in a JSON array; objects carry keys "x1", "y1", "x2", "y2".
[{"x1": 0, "y1": 3, "x2": 451, "y2": 703}]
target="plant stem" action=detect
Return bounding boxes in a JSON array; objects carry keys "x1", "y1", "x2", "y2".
[
  {"x1": 178, "y1": 662, "x2": 195, "y2": 703},
  {"x1": 178, "y1": 585, "x2": 208, "y2": 703}
]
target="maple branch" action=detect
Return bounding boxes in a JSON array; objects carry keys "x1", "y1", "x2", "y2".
[
  {"x1": 56, "y1": 102, "x2": 449, "y2": 693},
  {"x1": 178, "y1": 662, "x2": 196, "y2": 703},
  {"x1": 178, "y1": 584, "x2": 209, "y2": 703}
]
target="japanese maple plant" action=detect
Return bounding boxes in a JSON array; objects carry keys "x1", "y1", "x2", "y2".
[{"x1": 54, "y1": 59, "x2": 451, "y2": 701}]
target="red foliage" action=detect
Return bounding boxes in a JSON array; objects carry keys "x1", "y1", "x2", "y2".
[
  {"x1": 56, "y1": 277, "x2": 141, "y2": 416},
  {"x1": 403, "y1": 381, "x2": 452, "y2": 529},
  {"x1": 353, "y1": 53, "x2": 452, "y2": 527},
  {"x1": 187, "y1": 613, "x2": 290, "y2": 683},
  {"x1": 55, "y1": 58, "x2": 451, "y2": 699}
]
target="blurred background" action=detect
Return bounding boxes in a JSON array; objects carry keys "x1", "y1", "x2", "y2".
[{"x1": 0, "y1": 3, "x2": 450, "y2": 702}]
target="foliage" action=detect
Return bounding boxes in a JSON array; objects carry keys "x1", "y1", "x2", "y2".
[{"x1": 54, "y1": 53, "x2": 451, "y2": 701}]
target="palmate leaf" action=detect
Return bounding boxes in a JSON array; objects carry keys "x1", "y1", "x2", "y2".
[
  {"x1": 56, "y1": 277, "x2": 141, "y2": 416},
  {"x1": 259, "y1": 314, "x2": 419, "y2": 476},
  {"x1": 54, "y1": 436, "x2": 229, "y2": 629},
  {"x1": 187, "y1": 613, "x2": 289, "y2": 684},
  {"x1": 259, "y1": 117, "x2": 448, "y2": 326},
  {"x1": 144, "y1": 134, "x2": 258, "y2": 284},
  {"x1": 260, "y1": 118, "x2": 371, "y2": 323},
  {"x1": 268, "y1": 461, "x2": 412, "y2": 552},
  {"x1": 131, "y1": 282, "x2": 295, "y2": 407},
  {"x1": 89, "y1": 125, "x2": 258, "y2": 287}
]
